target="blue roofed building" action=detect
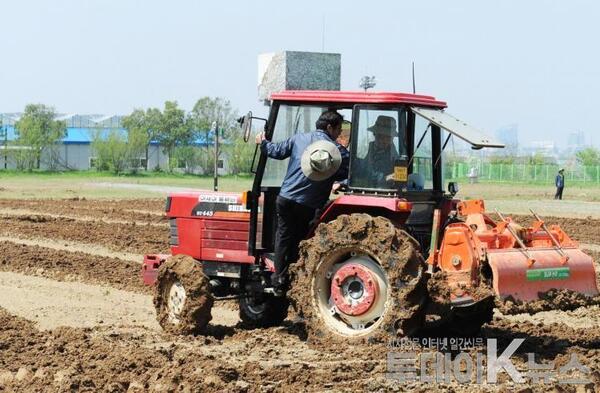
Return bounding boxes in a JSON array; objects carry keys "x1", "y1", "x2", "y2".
[{"x1": 0, "y1": 113, "x2": 227, "y2": 171}]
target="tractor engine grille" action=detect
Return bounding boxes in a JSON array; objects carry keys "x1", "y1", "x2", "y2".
[{"x1": 169, "y1": 218, "x2": 179, "y2": 246}]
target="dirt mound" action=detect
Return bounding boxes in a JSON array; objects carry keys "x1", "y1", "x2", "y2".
[
  {"x1": 0, "y1": 214, "x2": 168, "y2": 254},
  {"x1": 0, "y1": 309, "x2": 391, "y2": 392},
  {"x1": 0, "y1": 309, "x2": 212, "y2": 392},
  {"x1": 499, "y1": 288, "x2": 600, "y2": 315},
  {"x1": 0, "y1": 198, "x2": 165, "y2": 224},
  {"x1": 0, "y1": 242, "x2": 149, "y2": 294},
  {"x1": 512, "y1": 214, "x2": 600, "y2": 245}
]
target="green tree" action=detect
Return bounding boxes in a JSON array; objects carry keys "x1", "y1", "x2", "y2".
[
  {"x1": 575, "y1": 147, "x2": 600, "y2": 180},
  {"x1": 226, "y1": 136, "x2": 256, "y2": 175},
  {"x1": 528, "y1": 151, "x2": 555, "y2": 165},
  {"x1": 190, "y1": 97, "x2": 238, "y2": 172},
  {"x1": 91, "y1": 128, "x2": 147, "y2": 174},
  {"x1": 174, "y1": 146, "x2": 204, "y2": 174},
  {"x1": 127, "y1": 127, "x2": 151, "y2": 174},
  {"x1": 91, "y1": 129, "x2": 129, "y2": 174},
  {"x1": 575, "y1": 147, "x2": 600, "y2": 166},
  {"x1": 490, "y1": 155, "x2": 516, "y2": 164},
  {"x1": 155, "y1": 101, "x2": 194, "y2": 171},
  {"x1": 122, "y1": 107, "x2": 161, "y2": 170},
  {"x1": 14, "y1": 104, "x2": 66, "y2": 171}
]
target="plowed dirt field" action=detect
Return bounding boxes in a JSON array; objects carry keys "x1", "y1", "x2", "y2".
[{"x1": 0, "y1": 198, "x2": 598, "y2": 392}]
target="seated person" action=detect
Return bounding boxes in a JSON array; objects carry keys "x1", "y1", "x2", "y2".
[
  {"x1": 359, "y1": 115, "x2": 399, "y2": 188},
  {"x1": 336, "y1": 122, "x2": 351, "y2": 148}
]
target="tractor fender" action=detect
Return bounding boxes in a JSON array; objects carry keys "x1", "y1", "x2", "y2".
[{"x1": 316, "y1": 195, "x2": 412, "y2": 228}]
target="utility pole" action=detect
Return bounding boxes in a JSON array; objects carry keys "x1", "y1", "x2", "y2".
[
  {"x1": 212, "y1": 121, "x2": 219, "y2": 192},
  {"x1": 0, "y1": 118, "x2": 6, "y2": 169},
  {"x1": 412, "y1": 61, "x2": 416, "y2": 93}
]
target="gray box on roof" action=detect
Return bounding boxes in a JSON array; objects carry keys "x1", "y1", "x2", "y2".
[{"x1": 258, "y1": 51, "x2": 341, "y2": 103}]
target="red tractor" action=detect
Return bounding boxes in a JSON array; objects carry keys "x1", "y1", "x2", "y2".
[{"x1": 142, "y1": 90, "x2": 598, "y2": 341}]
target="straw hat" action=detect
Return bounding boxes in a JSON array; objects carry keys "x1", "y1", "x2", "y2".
[
  {"x1": 367, "y1": 115, "x2": 398, "y2": 137},
  {"x1": 300, "y1": 140, "x2": 342, "y2": 181}
]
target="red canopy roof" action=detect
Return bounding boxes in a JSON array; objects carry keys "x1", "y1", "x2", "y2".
[{"x1": 270, "y1": 90, "x2": 447, "y2": 108}]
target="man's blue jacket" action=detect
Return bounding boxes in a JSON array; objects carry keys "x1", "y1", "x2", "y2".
[{"x1": 261, "y1": 130, "x2": 349, "y2": 209}]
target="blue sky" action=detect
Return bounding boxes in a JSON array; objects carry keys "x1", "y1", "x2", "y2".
[{"x1": 0, "y1": 0, "x2": 598, "y2": 147}]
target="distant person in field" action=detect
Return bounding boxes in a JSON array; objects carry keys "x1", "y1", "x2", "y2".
[{"x1": 554, "y1": 168, "x2": 565, "y2": 200}]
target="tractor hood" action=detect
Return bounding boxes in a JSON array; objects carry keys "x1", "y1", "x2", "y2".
[{"x1": 411, "y1": 107, "x2": 505, "y2": 149}]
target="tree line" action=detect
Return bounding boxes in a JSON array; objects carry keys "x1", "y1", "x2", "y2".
[{"x1": 1, "y1": 97, "x2": 256, "y2": 175}]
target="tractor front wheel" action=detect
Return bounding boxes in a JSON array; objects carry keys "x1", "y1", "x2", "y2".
[
  {"x1": 154, "y1": 255, "x2": 213, "y2": 335},
  {"x1": 239, "y1": 295, "x2": 289, "y2": 328},
  {"x1": 289, "y1": 214, "x2": 427, "y2": 344}
]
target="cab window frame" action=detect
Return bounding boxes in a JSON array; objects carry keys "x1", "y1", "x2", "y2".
[{"x1": 349, "y1": 104, "x2": 408, "y2": 192}]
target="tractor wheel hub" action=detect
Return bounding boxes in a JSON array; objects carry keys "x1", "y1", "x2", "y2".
[
  {"x1": 331, "y1": 263, "x2": 379, "y2": 316},
  {"x1": 167, "y1": 280, "x2": 187, "y2": 324}
]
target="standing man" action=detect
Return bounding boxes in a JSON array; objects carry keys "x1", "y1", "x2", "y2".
[
  {"x1": 256, "y1": 111, "x2": 349, "y2": 292},
  {"x1": 555, "y1": 168, "x2": 565, "y2": 200}
]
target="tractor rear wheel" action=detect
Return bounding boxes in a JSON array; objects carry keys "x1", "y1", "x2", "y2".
[
  {"x1": 239, "y1": 295, "x2": 289, "y2": 328},
  {"x1": 154, "y1": 255, "x2": 213, "y2": 335},
  {"x1": 289, "y1": 214, "x2": 427, "y2": 344}
]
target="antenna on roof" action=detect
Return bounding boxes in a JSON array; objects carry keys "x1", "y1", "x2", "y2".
[
  {"x1": 412, "y1": 61, "x2": 416, "y2": 94},
  {"x1": 321, "y1": 15, "x2": 325, "y2": 51},
  {"x1": 359, "y1": 76, "x2": 376, "y2": 92}
]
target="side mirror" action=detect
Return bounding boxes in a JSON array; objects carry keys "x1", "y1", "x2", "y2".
[
  {"x1": 448, "y1": 182, "x2": 459, "y2": 196},
  {"x1": 237, "y1": 111, "x2": 253, "y2": 142}
]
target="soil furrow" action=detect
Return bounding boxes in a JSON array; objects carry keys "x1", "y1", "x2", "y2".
[
  {"x1": 0, "y1": 198, "x2": 165, "y2": 223},
  {"x1": 0, "y1": 241, "x2": 148, "y2": 294},
  {"x1": 0, "y1": 208, "x2": 168, "y2": 227},
  {"x1": 0, "y1": 214, "x2": 168, "y2": 254}
]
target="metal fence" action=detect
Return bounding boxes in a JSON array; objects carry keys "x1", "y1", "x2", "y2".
[{"x1": 445, "y1": 162, "x2": 600, "y2": 185}]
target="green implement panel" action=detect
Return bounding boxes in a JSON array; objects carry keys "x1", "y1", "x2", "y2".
[{"x1": 526, "y1": 267, "x2": 570, "y2": 281}]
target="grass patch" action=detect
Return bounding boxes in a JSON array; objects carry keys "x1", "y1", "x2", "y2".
[{"x1": 0, "y1": 170, "x2": 253, "y2": 199}]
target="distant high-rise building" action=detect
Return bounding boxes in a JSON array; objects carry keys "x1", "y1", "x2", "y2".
[{"x1": 495, "y1": 124, "x2": 519, "y2": 154}]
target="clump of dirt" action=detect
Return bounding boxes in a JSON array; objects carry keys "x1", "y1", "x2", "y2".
[
  {"x1": 0, "y1": 242, "x2": 150, "y2": 294},
  {"x1": 19, "y1": 215, "x2": 48, "y2": 223},
  {"x1": 466, "y1": 280, "x2": 495, "y2": 302},
  {"x1": 426, "y1": 271, "x2": 452, "y2": 304},
  {"x1": 499, "y1": 288, "x2": 600, "y2": 315}
]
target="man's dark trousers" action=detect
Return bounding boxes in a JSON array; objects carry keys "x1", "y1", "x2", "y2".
[
  {"x1": 272, "y1": 196, "x2": 316, "y2": 284},
  {"x1": 555, "y1": 187, "x2": 564, "y2": 200}
]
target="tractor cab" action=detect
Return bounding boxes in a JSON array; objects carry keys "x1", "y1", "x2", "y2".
[{"x1": 245, "y1": 90, "x2": 504, "y2": 257}]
